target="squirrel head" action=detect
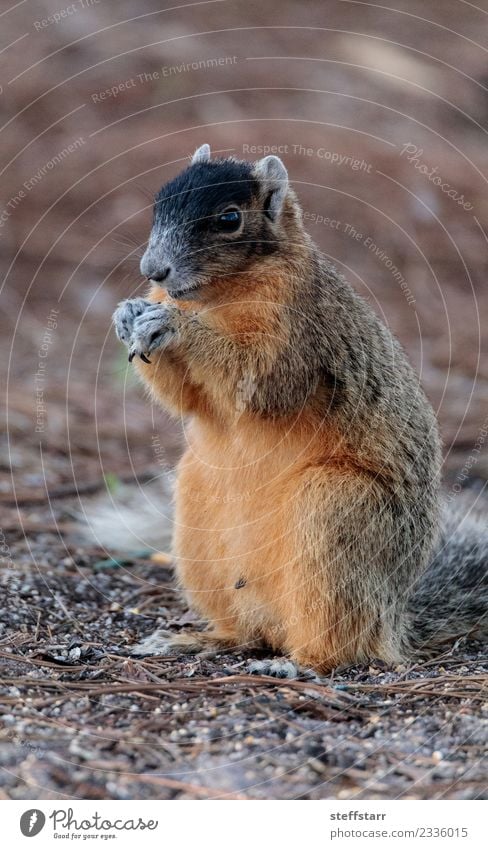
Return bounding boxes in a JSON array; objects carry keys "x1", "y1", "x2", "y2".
[{"x1": 140, "y1": 144, "x2": 300, "y2": 300}]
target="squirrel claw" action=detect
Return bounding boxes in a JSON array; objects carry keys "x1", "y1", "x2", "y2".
[{"x1": 128, "y1": 349, "x2": 151, "y2": 364}]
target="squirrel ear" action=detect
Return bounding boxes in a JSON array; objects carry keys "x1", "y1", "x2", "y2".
[
  {"x1": 191, "y1": 143, "x2": 211, "y2": 164},
  {"x1": 254, "y1": 155, "x2": 288, "y2": 220}
]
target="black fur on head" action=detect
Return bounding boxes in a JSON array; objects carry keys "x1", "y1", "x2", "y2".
[{"x1": 140, "y1": 145, "x2": 292, "y2": 299}]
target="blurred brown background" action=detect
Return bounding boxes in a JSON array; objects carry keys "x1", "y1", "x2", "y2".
[{"x1": 1, "y1": 0, "x2": 487, "y2": 511}]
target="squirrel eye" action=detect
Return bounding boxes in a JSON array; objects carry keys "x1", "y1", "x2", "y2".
[{"x1": 215, "y1": 208, "x2": 242, "y2": 232}]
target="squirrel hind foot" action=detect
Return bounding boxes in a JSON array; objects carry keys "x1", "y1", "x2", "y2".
[
  {"x1": 131, "y1": 629, "x2": 182, "y2": 657},
  {"x1": 131, "y1": 628, "x2": 242, "y2": 658},
  {"x1": 248, "y1": 658, "x2": 318, "y2": 680}
]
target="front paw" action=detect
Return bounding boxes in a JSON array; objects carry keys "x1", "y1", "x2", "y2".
[
  {"x1": 113, "y1": 297, "x2": 150, "y2": 346},
  {"x1": 128, "y1": 303, "x2": 179, "y2": 363}
]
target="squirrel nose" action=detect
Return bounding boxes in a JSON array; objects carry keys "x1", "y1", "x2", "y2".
[
  {"x1": 150, "y1": 266, "x2": 172, "y2": 282},
  {"x1": 140, "y1": 249, "x2": 173, "y2": 282}
]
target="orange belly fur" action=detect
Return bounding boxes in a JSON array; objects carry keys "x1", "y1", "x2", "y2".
[{"x1": 173, "y1": 412, "x2": 334, "y2": 652}]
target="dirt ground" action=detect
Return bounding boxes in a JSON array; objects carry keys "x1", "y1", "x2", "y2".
[
  {"x1": 1, "y1": 0, "x2": 487, "y2": 799},
  {"x1": 1, "y1": 536, "x2": 487, "y2": 800}
]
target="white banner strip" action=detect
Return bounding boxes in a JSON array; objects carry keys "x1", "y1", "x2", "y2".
[{"x1": 2, "y1": 799, "x2": 486, "y2": 848}]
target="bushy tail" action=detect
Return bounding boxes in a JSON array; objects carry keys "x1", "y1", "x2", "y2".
[
  {"x1": 79, "y1": 480, "x2": 173, "y2": 554},
  {"x1": 406, "y1": 495, "x2": 488, "y2": 655}
]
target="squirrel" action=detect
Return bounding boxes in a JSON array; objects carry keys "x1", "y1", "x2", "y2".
[{"x1": 113, "y1": 143, "x2": 487, "y2": 676}]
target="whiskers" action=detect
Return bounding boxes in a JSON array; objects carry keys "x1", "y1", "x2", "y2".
[{"x1": 110, "y1": 229, "x2": 144, "y2": 257}]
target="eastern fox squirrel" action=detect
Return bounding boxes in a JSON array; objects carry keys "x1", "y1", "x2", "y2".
[{"x1": 113, "y1": 144, "x2": 487, "y2": 675}]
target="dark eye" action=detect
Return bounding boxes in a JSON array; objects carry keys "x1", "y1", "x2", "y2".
[{"x1": 215, "y1": 208, "x2": 242, "y2": 232}]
